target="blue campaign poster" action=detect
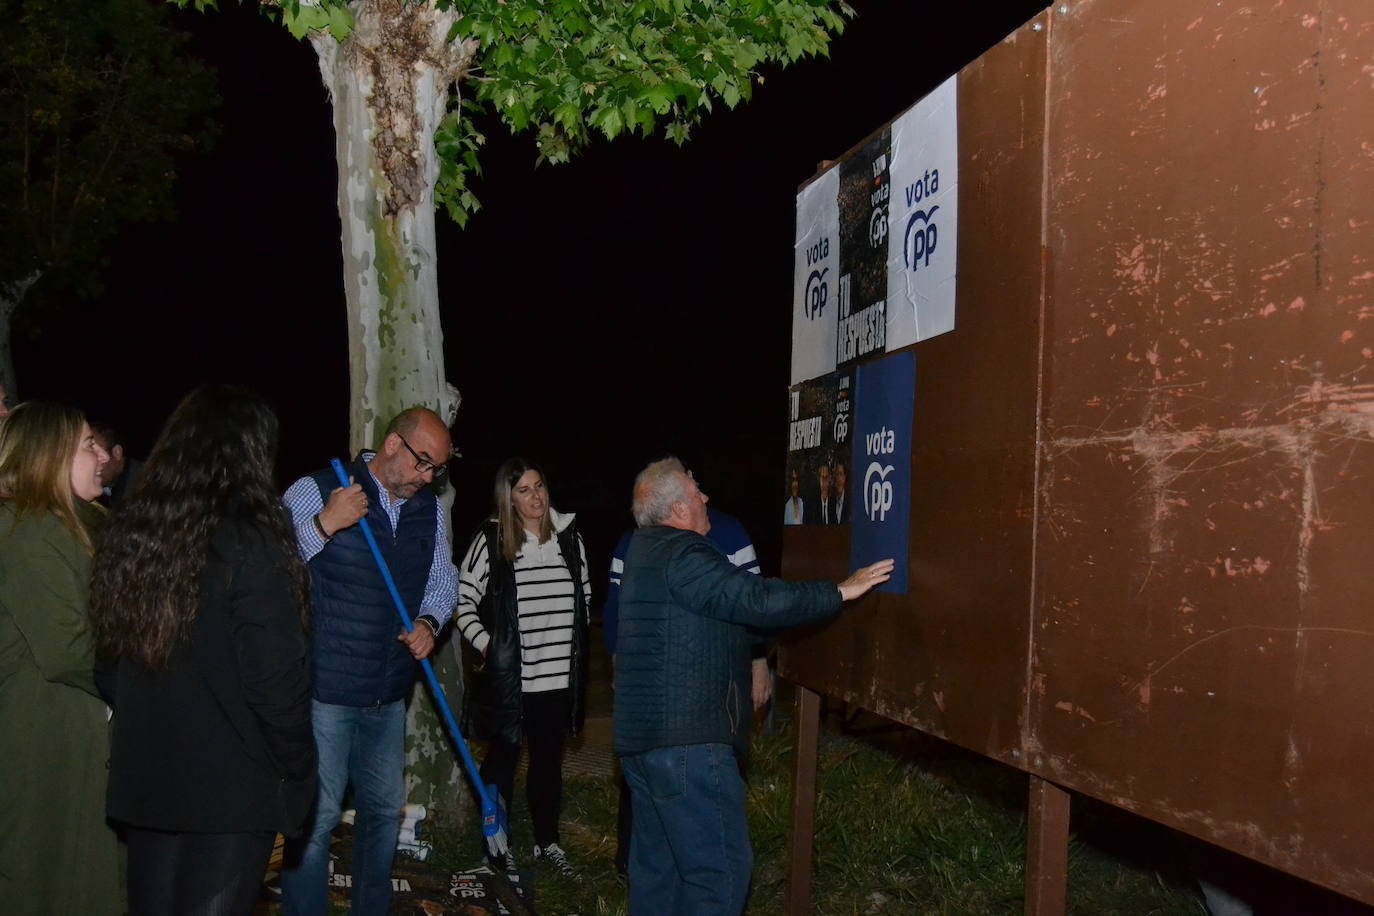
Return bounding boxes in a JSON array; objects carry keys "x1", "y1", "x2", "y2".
[{"x1": 848, "y1": 350, "x2": 915, "y2": 593}]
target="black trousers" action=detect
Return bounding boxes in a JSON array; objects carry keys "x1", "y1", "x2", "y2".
[
  {"x1": 126, "y1": 827, "x2": 275, "y2": 916},
  {"x1": 479, "y1": 688, "x2": 569, "y2": 849}
]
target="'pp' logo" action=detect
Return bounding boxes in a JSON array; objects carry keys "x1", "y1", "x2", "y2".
[
  {"x1": 869, "y1": 207, "x2": 888, "y2": 248},
  {"x1": 804, "y1": 268, "x2": 829, "y2": 319},
  {"x1": 863, "y1": 461, "x2": 894, "y2": 522},
  {"x1": 904, "y1": 206, "x2": 939, "y2": 273}
]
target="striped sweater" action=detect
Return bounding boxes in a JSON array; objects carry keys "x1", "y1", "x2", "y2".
[{"x1": 456, "y1": 508, "x2": 591, "y2": 693}]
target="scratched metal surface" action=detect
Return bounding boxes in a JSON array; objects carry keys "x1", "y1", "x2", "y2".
[
  {"x1": 780, "y1": 13, "x2": 1048, "y2": 768},
  {"x1": 780, "y1": 0, "x2": 1374, "y2": 905},
  {"x1": 1029, "y1": 0, "x2": 1374, "y2": 902}
]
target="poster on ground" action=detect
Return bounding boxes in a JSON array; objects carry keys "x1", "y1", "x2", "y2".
[{"x1": 262, "y1": 820, "x2": 531, "y2": 914}]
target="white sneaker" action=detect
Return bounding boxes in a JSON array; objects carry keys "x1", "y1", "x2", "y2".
[{"x1": 533, "y1": 842, "x2": 577, "y2": 879}]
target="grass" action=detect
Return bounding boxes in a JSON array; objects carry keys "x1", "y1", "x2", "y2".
[
  {"x1": 415, "y1": 719, "x2": 1207, "y2": 915},
  {"x1": 741, "y1": 724, "x2": 1201, "y2": 915}
]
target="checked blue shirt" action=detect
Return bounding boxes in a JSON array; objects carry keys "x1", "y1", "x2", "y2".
[{"x1": 283, "y1": 451, "x2": 458, "y2": 630}]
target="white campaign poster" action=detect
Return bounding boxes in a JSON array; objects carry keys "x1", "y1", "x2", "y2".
[
  {"x1": 887, "y1": 74, "x2": 958, "y2": 348},
  {"x1": 791, "y1": 168, "x2": 840, "y2": 385}
]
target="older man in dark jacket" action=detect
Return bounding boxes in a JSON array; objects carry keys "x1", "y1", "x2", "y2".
[{"x1": 614, "y1": 457, "x2": 892, "y2": 915}]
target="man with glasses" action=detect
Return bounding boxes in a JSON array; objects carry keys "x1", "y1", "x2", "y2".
[{"x1": 280, "y1": 406, "x2": 458, "y2": 916}]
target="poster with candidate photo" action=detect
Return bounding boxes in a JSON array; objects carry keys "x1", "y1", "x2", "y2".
[{"x1": 785, "y1": 369, "x2": 853, "y2": 526}]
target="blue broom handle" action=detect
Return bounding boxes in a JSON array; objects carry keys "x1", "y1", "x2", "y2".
[{"x1": 328, "y1": 459, "x2": 492, "y2": 810}]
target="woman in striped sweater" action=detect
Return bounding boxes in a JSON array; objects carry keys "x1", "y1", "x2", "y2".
[{"x1": 456, "y1": 457, "x2": 590, "y2": 879}]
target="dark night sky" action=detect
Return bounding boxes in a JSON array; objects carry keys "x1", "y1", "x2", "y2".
[{"x1": 14, "y1": 0, "x2": 1046, "y2": 582}]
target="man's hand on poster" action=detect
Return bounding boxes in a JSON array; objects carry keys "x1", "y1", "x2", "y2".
[{"x1": 838, "y1": 558, "x2": 895, "y2": 601}]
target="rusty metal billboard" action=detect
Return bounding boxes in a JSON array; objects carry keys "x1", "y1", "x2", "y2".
[{"x1": 781, "y1": 0, "x2": 1374, "y2": 904}]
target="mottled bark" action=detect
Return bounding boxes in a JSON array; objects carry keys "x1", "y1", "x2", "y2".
[{"x1": 311, "y1": 0, "x2": 474, "y2": 452}]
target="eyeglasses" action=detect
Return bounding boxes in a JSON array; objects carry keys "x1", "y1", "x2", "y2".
[{"x1": 397, "y1": 434, "x2": 452, "y2": 479}]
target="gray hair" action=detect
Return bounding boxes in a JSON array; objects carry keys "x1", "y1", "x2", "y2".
[{"x1": 632, "y1": 456, "x2": 689, "y2": 527}]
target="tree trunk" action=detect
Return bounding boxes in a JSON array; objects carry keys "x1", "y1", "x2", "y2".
[
  {"x1": 312, "y1": 1, "x2": 476, "y2": 813},
  {"x1": 0, "y1": 271, "x2": 42, "y2": 401}
]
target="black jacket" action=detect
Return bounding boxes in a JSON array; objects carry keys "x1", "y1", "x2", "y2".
[
  {"x1": 105, "y1": 519, "x2": 317, "y2": 836},
  {"x1": 462, "y1": 518, "x2": 589, "y2": 745}
]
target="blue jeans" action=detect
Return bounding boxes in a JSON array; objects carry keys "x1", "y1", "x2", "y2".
[
  {"x1": 280, "y1": 700, "x2": 405, "y2": 916},
  {"x1": 621, "y1": 743, "x2": 752, "y2": 915}
]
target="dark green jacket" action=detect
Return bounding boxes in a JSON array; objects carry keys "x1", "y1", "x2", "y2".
[
  {"x1": 0, "y1": 503, "x2": 120, "y2": 915},
  {"x1": 613, "y1": 525, "x2": 841, "y2": 757}
]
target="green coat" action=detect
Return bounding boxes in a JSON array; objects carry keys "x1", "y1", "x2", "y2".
[{"x1": 0, "y1": 502, "x2": 121, "y2": 915}]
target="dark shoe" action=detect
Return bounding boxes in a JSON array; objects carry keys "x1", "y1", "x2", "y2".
[{"x1": 486, "y1": 848, "x2": 517, "y2": 873}]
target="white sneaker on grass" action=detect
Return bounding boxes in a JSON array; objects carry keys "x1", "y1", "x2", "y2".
[{"x1": 533, "y1": 842, "x2": 577, "y2": 879}]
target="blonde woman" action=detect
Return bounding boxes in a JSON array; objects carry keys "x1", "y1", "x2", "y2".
[
  {"x1": 0, "y1": 402, "x2": 119, "y2": 915},
  {"x1": 456, "y1": 457, "x2": 590, "y2": 879}
]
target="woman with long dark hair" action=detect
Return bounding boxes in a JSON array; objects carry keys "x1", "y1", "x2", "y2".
[
  {"x1": 0, "y1": 401, "x2": 119, "y2": 915},
  {"x1": 455, "y1": 457, "x2": 591, "y2": 879},
  {"x1": 92, "y1": 386, "x2": 316, "y2": 915}
]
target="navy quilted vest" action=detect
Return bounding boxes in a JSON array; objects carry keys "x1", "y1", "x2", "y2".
[{"x1": 307, "y1": 454, "x2": 437, "y2": 706}]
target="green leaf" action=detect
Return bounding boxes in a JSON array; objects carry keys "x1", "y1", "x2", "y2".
[
  {"x1": 326, "y1": 5, "x2": 353, "y2": 42},
  {"x1": 448, "y1": 16, "x2": 475, "y2": 40},
  {"x1": 641, "y1": 83, "x2": 674, "y2": 115},
  {"x1": 620, "y1": 99, "x2": 639, "y2": 132},
  {"x1": 596, "y1": 105, "x2": 622, "y2": 139},
  {"x1": 281, "y1": 4, "x2": 329, "y2": 41},
  {"x1": 553, "y1": 101, "x2": 584, "y2": 131},
  {"x1": 635, "y1": 105, "x2": 657, "y2": 135}
]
